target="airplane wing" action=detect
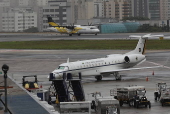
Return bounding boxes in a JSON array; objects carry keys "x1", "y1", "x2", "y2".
[{"x1": 100, "y1": 66, "x2": 162, "y2": 74}]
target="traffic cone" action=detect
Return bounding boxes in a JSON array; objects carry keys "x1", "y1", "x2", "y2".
[
  {"x1": 152, "y1": 71, "x2": 154, "y2": 76},
  {"x1": 40, "y1": 84, "x2": 42, "y2": 88},
  {"x1": 146, "y1": 76, "x2": 148, "y2": 81}
]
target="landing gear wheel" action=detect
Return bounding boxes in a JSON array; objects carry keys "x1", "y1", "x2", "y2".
[
  {"x1": 95, "y1": 33, "x2": 97, "y2": 35},
  {"x1": 78, "y1": 33, "x2": 81, "y2": 36},
  {"x1": 114, "y1": 72, "x2": 122, "y2": 81},
  {"x1": 69, "y1": 34, "x2": 72, "y2": 36},
  {"x1": 95, "y1": 75, "x2": 102, "y2": 81},
  {"x1": 115, "y1": 75, "x2": 122, "y2": 81}
]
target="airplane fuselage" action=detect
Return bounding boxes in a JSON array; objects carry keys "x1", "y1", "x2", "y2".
[
  {"x1": 46, "y1": 25, "x2": 100, "y2": 35},
  {"x1": 52, "y1": 54, "x2": 146, "y2": 79}
]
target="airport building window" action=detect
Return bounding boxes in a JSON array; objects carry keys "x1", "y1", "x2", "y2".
[
  {"x1": 45, "y1": 9, "x2": 49, "y2": 12},
  {"x1": 50, "y1": 9, "x2": 54, "y2": 12}
]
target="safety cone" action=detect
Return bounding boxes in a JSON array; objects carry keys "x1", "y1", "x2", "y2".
[
  {"x1": 40, "y1": 84, "x2": 42, "y2": 88},
  {"x1": 146, "y1": 76, "x2": 148, "y2": 81},
  {"x1": 152, "y1": 71, "x2": 154, "y2": 76}
]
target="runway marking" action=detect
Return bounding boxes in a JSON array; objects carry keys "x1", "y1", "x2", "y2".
[{"x1": 146, "y1": 61, "x2": 170, "y2": 69}]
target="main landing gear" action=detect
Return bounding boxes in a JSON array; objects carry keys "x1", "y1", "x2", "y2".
[
  {"x1": 95, "y1": 75, "x2": 103, "y2": 81},
  {"x1": 114, "y1": 72, "x2": 122, "y2": 81},
  {"x1": 95, "y1": 72, "x2": 122, "y2": 81}
]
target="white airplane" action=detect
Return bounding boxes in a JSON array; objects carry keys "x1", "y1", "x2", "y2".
[
  {"x1": 46, "y1": 16, "x2": 100, "y2": 36},
  {"x1": 49, "y1": 34, "x2": 163, "y2": 81}
]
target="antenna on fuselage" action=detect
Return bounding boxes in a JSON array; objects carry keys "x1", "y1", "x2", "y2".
[{"x1": 67, "y1": 58, "x2": 69, "y2": 63}]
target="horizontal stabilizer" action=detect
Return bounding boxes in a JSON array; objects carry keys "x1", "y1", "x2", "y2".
[{"x1": 129, "y1": 34, "x2": 164, "y2": 38}]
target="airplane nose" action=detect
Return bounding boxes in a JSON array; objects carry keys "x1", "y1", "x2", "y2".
[
  {"x1": 54, "y1": 73, "x2": 61, "y2": 79},
  {"x1": 49, "y1": 72, "x2": 61, "y2": 80},
  {"x1": 96, "y1": 29, "x2": 100, "y2": 33}
]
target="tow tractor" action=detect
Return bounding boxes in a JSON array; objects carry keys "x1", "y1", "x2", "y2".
[
  {"x1": 111, "y1": 86, "x2": 151, "y2": 108},
  {"x1": 91, "y1": 92, "x2": 120, "y2": 114},
  {"x1": 22, "y1": 75, "x2": 39, "y2": 91}
]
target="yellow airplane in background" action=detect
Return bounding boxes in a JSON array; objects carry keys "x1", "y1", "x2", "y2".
[{"x1": 46, "y1": 16, "x2": 100, "y2": 36}]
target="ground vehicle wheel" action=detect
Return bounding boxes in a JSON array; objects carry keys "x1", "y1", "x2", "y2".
[
  {"x1": 149, "y1": 102, "x2": 151, "y2": 108},
  {"x1": 91, "y1": 100, "x2": 96, "y2": 111},
  {"x1": 95, "y1": 75, "x2": 102, "y2": 81},
  {"x1": 136, "y1": 102, "x2": 139, "y2": 108},
  {"x1": 129, "y1": 100, "x2": 134, "y2": 107},
  {"x1": 162, "y1": 102, "x2": 164, "y2": 106},
  {"x1": 119, "y1": 101, "x2": 123, "y2": 106},
  {"x1": 133, "y1": 101, "x2": 136, "y2": 108},
  {"x1": 145, "y1": 104, "x2": 147, "y2": 108},
  {"x1": 154, "y1": 92, "x2": 158, "y2": 101}
]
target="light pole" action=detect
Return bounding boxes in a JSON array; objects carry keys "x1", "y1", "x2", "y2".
[{"x1": 2, "y1": 64, "x2": 9, "y2": 112}]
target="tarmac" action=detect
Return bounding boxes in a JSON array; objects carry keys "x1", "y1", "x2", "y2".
[
  {"x1": 0, "y1": 49, "x2": 170, "y2": 114},
  {"x1": 0, "y1": 33, "x2": 170, "y2": 114}
]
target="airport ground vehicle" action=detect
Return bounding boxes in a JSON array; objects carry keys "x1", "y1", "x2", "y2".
[
  {"x1": 154, "y1": 82, "x2": 170, "y2": 106},
  {"x1": 160, "y1": 88, "x2": 170, "y2": 106},
  {"x1": 91, "y1": 92, "x2": 120, "y2": 114},
  {"x1": 111, "y1": 86, "x2": 151, "y2": 108},
  {"x1": 154, "y1": 82, "x2": 167, "y2": 101},
  {"x1": 22, "y1": 75, "x2": 39, "y2": 91}
]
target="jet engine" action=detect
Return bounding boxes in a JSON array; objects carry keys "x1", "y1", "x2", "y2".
[{"x1": 124, "y1": 54, "x2": 145, "y2": 64}]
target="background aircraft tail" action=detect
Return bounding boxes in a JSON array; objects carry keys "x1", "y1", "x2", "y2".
[
  {"x1": 47, "y1": 15, "x2": 59, "y2": 27},
  {"x1": 126, "y1": 34, "x2": 164, "y2": 55}
]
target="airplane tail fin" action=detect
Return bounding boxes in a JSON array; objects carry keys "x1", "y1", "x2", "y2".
[
  {"x1": 47, "y1": 15, "x2": 59, "y2": 27},
  {"x1": 126, "y1": 34, "x2": 164, "y2": 55}
]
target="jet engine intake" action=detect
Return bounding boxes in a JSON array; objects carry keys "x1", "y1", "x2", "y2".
[{"x1": 124, "y1": 56, "x2": 130, "y2": 63}]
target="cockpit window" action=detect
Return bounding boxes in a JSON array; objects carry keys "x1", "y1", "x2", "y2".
[{"x1": 58, "y1": 66, "x2": 65, "y2": 69}]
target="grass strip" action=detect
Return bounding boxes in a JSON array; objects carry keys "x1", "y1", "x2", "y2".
[{"x1": 0, "y1": 40, "x2": 169, "y2": 50}]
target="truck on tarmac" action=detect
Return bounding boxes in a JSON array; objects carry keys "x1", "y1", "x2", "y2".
[
  {"x1": 154, "y1": 82, "x2": 167, "y2": 101},
  {"x1": 91, "y1": 92, "x2": 120, "y2": 114},
  {"x1": 154, "y1": 82, "x2": 170, "y2": 106},
  {"x1": 111, "y1": 86, "x2": 151, "y2": 108}
]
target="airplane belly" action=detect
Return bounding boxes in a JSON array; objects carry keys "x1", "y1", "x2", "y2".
[
  {"x1": 81, "y1": 68, "x2": 100, "y2": 76},
  {"x1": 78, "y1": 30, "x2": 92, "y2": 34}
]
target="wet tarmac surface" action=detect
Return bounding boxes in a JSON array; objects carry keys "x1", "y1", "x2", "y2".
[{"x1": 0, "y1": 49, "x2": 170, "y2": 114}]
